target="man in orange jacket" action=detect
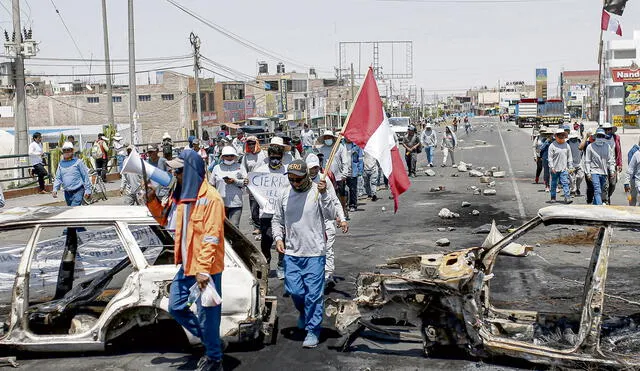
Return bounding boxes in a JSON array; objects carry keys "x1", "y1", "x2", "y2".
[{"x1": 146, "y1": 149, "x2": 225, "y2": 371}]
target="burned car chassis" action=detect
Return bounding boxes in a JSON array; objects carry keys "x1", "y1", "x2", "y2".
[{"x1": 327, "y1": 206, "x2": 640, "y2": 368}]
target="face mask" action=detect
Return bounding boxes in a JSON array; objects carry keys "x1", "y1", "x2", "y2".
[
  {"x1": 605, "y1": 133, "x2": 613, "y2": 140},
  {"x1": 223, "y1": 160, "x2": 235, "y2": 165},
  {"x1": 269, "y1": 158, "x2": 282, "y2": 169},
  {"x1": 324, "y1": 139, "x2": 333, "y2": 146},
  {"x1": 292, "y1": 175, "x2": 312, "y2": 193},
  {"x1": 595, "y1": 137, "x2": 605, "y2": 145}
]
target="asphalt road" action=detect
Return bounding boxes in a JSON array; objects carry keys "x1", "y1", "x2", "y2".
[{"x1": 18, "y1": 117, "x2": 582, "y2": 370}]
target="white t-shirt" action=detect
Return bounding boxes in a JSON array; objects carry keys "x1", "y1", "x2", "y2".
[
  {"x1": 29, "y1": 141, "x2": 43, "y2": 165},
  {"x1": 210, "y1": 162, "x2": 247, "y2": 208},
  {"x1": 301, "y1": 129, "x2": 316, "y2": 147}
]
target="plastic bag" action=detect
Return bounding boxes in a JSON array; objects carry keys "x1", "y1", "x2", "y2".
[{"x1": 201, "y1": 279, "x2": 222, "y2": 307}]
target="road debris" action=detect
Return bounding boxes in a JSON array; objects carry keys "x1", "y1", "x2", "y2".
[
  {"x1": 483, "y1": 189, "x2": 496, "y2": 195},
  {"x1": 435, "y1": 238, "x2": 450, "y2": 246},
  {"x1": 493, "y1": 171, "x2": 506, "y2": 178},
  {"x1": 480, "y1": 176, "x2": 491, "y2": 183},
  {"x1": 438, "y1": 208, "x2": 460, "y2": 219},
  {"x1": 469, "y1": 170, "x2": 483, "y2": 177},
  {"x1": 481, "y1": 220, "x2": 533, "y2": 257},
  {"x1": 461, "y1": 201, "x2": 471, "y2": 207},
  {"x1": 424, "y1": 169, "x2": 436, "y2": 176},
  {"x1": 472, "y1": 209, "x2": 480, "y2": 216},
  {"x1": 430, "y1": 186, "x2": 446, "y2": 192}
]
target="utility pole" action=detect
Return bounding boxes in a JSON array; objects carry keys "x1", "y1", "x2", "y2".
[
  {"x1": 420, "y1": 88, "x2": 424, "y2": 119},
  {"x1": 101, "y1": 0, "x2": 114, "y2": 130},
  {"x1": 350, "y1": 63, "x2": 355, "y2": 106},
  {"x1": 190, "y1": 32, "x2": 203, "y2": 140},
  {"x1": 12, "y1": 0, "x2": 27, "y2": 156},
  {"x1": 127, "y1": 0, "x2": 138, "y2": 145}
]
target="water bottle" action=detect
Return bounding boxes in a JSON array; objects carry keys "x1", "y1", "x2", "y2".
[{"x1": 186, "y1": 283, "x2": 201, "y2": 307}]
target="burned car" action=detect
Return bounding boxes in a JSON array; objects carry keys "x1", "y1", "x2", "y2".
[
  {"x1": 0, "y1": 206, "x2": 276, "y2": 353},
  {"x1": 327, "y1": 205, "x2": 640, "y2": 368}
]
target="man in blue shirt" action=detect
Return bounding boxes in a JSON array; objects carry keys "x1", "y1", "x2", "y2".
[
  {"x1": 345, "y1": 138, "x2": 363, "y2": 213},
  {"x1": 53, "y1": 142, "x2": 91, "y2": 206}
]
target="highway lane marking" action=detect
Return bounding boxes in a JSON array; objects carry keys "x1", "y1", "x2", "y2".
[{"x1": 497, "y1": 125, "x2": 527, "y2": 219}]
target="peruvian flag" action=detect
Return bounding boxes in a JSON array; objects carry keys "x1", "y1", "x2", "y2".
[
  {"x1": 602, "y1": 9, "x2": 622, "y2": 36},
  {"x1": 342, "y1": 67, "x2": 410, "y2": 212}
]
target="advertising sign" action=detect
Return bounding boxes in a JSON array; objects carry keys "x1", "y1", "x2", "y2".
[
  {"x1": 536, "y1": 68, "x2": 548, "y2": 100},
  {"x1": 624, "y1": 83, "x2": 640, "y2": 115},
  {"x1": 247, "y1": 172, "x2": 288, "y2": 215},
  {"x1": 613, "y1": 115, "x2": 638, "y2": 127},
  {"x1": 611, "y1": 68, "x2": 640, "y2": 83},
  {"x1": 280, "y1": 78, "x2": 288, "y2": 112}
]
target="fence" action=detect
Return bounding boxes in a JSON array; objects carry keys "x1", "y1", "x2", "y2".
[{"x1": 0, "y1": 153, "x2": 52, "y2": 189}]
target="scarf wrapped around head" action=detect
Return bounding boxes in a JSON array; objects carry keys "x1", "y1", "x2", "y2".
[{"x1": 245, "y1": 135, "x2": 261, "y2": 154}]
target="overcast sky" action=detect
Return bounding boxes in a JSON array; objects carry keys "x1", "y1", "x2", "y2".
[{"x1": 4, "y1": 0, "x2": 639, "y2": 97}]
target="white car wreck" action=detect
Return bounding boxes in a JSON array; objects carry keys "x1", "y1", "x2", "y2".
[
  {"x1": 327, "y1": 205, "x2": 640, "y2": 368},
  {"x1": 0, "y1": 206, "x2": 277, "y2": 353}
]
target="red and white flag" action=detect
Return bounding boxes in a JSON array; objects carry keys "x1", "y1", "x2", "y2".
[
  {"x1": 342, "y1": 67, "x2": 410, "y2": 212},
  {"x1": 602, "y1": 9, "x2": 622, "y2": 36}
]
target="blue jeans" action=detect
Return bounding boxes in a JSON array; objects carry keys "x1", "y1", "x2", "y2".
[
  {"x1": 424, "y1": 146, "x2": 435, "y2": 164},
  {"x1": 116, "y1": 155, "x2": 125, "y2": 172},
  {"x1": 592, "y1": 173, "x2": 607, "y2": 205},
  {"x1": 550, "y1": 170, "x2": 570, "y2": 199},
  {"x1": 283, "y1": 255, "x2": 325, "y2": 336},
  {"x1": 169, "y1": 267, "x2": 222, "y2": 361},
  {"x1": 64, "y1": 188, "x2": 85, "y2": 206},
  {"x1": 542, "y1": 159, "x2": 550, "y2": 186}
]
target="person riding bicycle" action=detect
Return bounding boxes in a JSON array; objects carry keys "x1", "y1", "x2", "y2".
[{"x1": 53, "y1": 142, "x2": 91, "y2": 206}]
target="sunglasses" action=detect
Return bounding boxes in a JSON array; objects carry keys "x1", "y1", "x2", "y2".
[
  {"x1": 246, "y1": 141, "x2": 256, "y2": 145},
  {"x1": 62, "y1": 149, "x2": 73, "y2": 153},
  {"x1": 288, "y1": 176, "x2": 305, "y2": 184}
]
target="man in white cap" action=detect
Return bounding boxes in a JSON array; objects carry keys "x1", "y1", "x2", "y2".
[
  {"x1": 162, "y1": 132, "x2": 173, "y2": 161},
  {"x1": 305, "y1": 153, "x2": 348, "y2": 288},
  {"x1": 232, "y1": 129, "x2": 246, "y2": 157},
  {"x1": 601, "y1": 122, "x2": 622, "y2": 204},
  {"x1": 420, "y1": 123, "x2": 437, "y2": 167},
  {"x1": 547, "y1": 128, "x2": 574, "y2": 204},
  {"x1": 92, "y1": 133, "x2": 110, "y2": 182},
  {"x1": 272, "y1": 159, "x2": 337, "y2": 348},
  {"x1": 146, "y1": 144, "x2": 168, "y2": 172},
  {"x1": 210, "y1": 146, "x2": 246, "y2": 227},
  {"x1": 316, "y1": 130, "x2": 349, "y2": 217},
  {"x1": 270, "y1": 135, "x2": 299, "y2": 166},
  {"x1": 112, "y1": 133, "x2": 126, "y2": 172},
  {"x1": 567, "y1": 131, "x2": 584, "y2": 196},
  {"x1": 53, "y1": 142, "x2": 91, "y2": 206}
]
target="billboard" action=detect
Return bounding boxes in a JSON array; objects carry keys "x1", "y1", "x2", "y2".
[
  {"x1": 613, "y1": 68, "x2": 640, "y2": 83},
  {"x1": 536, "y1": 68, "x2": 548, "y2": 100},
  {"x1": 624, "y1": 83, "x2": 640, "y2": 115}
]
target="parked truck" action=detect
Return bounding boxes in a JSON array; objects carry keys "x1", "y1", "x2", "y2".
[
  {"x1": 515, "y1": 98, "x2": 538, "y2": 128},
  {"x1": 537, "y1": 98, "x2": 564, "y2": 125}
]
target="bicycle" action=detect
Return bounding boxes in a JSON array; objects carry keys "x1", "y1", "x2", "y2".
[{"x1": 82, "y1": 168, "x2": 108, "y2": 205}]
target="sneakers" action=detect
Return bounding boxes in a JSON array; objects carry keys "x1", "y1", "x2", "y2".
[
  {"x1": 535, "y1": 177, "x2": 539, "y2": 184},
  {"x1": 276, "y1": 266, "x2": 284, "y2": 280},
  {"x1": 564, "y1": 197, "x2": 573, "y2": 204},
  {"x1": 252, "y1": 228, "x2": 260, "y2": 235},
  {"x1": 303, "y1": 332, "x2": 319, "y2": 348},
  {"x1": 545, "y1": 187, "x2": 550, "y2": 193},
  {"x1": 349, "y1": 206, "x2": 357, "y2": 212},
  {"x1": 371, "y1": 195, "x2": 378, "y2": 202},
  {"x1": 38, "y1": 190, "x2": 48, "y2": 194},
  {"x1": 548, "y1": 198, "x2": 556, "y2": 204},
  {"x1": 429, "y1": 163, "x2": 434, "y2": 167},
  {"x1": 196, "y1": 356, "x2": 222, "y2": 371}
]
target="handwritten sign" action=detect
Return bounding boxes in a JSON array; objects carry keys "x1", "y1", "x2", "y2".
[{"x1": 247, "y1": 172, "x2": 288, "y2": 215}]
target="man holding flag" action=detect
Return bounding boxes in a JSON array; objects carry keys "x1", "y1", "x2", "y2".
[{"x1": 324, "y1": 67, "x2": 411, "y2": 212}]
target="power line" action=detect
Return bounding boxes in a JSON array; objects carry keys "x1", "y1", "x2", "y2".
[
  {"x1": 377, "y1": 0, "x2": 576, "y2": 2},
  {"x1": 48, "y1": 0, "x2": 89, "y2": 68},
  {"x1": 25, "y1": 64, "x2": 192, "y2": 77},
  {"x1": 165, "y1": 0, "x2": 330, "y2": 73},
  {"x1": 21, "y1": 55, "x2": 192, "y2": 63}
]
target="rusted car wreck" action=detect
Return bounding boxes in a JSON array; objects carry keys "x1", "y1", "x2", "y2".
[
  {"x1": 327, "y1": 205, "x2": 640, "y2": 368},
  {"x1": 0, "y1": 206, "x2": 276, "y2": 353}
]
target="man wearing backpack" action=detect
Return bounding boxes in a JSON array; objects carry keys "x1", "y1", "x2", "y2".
[
  {"x1": 53, "y1": 142, "x2": 91, "y2": 206},
  {"x1": 92, "y1": 134, "x2": 109, "y2": 182}
]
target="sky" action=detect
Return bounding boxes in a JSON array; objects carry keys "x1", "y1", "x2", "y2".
[{"x1": 2, "y1": 0, "x2": 639, "y2": 99}]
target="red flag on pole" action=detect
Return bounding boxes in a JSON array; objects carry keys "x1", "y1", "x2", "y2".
[
  {"x1": 602, "y1": 9, "x2": 623, "y2": 36},
  {"x1": 342, "y1": 67, "x2": 411, "y2": 212}
]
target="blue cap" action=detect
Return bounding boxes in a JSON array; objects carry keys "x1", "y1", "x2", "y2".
[{"x1": 595, "y1": 128, "x2": 605, "y2": 135}]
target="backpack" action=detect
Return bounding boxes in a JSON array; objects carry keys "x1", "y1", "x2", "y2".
[{"x1": 91, "y1": 140, "x2": 105, "y2": 160}]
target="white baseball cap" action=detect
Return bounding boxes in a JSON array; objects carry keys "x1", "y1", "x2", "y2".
[
  {"x1": 305, "y1": 153, "x2": 320, "y2": 168},
  {"x1": 61, "y1": 142, "x2": 74, "y2": 150},
  {"x1": 221, "y1": 146, "x2": 238, "y2": 157},
  {"x1": 270, "y1": 136, "x2": 285, "y2": 146}
]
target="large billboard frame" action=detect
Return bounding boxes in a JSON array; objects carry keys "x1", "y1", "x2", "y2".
[{"x1": 338, "y1": 41, "x2": 413, "y2": 81}]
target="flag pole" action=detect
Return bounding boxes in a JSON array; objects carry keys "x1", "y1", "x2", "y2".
[
  {"x1": 597, "y1": 0, "x2": 605, "y2": 124},
  {"x1": 321, "y1": 68, "x2": 370, "y2": 180}
]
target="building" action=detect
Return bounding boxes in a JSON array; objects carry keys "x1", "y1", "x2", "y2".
[
  {"x1": 467, "y1": 83, "x2": 535, "y2": 116},
  {"x1": 604, "y1": 30, "x2": 640, "y2": 126},
  {"x1": 560, "y1": 70, "x2": 598, "y2": 120},
  {"x1": 0, "y1": 71, "x2": 219, "y2": 143}
]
